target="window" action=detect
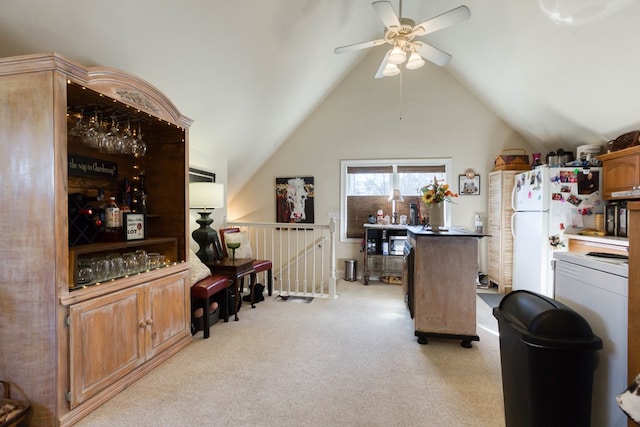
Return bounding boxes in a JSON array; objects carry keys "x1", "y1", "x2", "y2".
[{"x1": 340, "y1": 159, "x2": 453, "y2": 241}]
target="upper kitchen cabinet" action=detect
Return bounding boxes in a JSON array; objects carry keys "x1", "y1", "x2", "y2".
[
  {"x1": 0, "y1": 53, "x2": 193, "y2": 426},
  {"x1": 599, "y1": 146, "x2": 640, "y2": 200}
]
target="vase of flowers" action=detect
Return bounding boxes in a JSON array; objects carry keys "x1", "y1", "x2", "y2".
[{"x1": 420, "y1": 178, "x2": 458, "y2": 231}]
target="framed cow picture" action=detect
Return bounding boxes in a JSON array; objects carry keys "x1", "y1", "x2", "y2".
[{"x1": 275, "y1": 176, "x2": 314, "y2": 223}]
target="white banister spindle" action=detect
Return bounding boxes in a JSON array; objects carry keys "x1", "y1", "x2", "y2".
[
  {"x1": 226, "y1": 221, "x2": 337, "y2": 299},
  {"x1": 328, "y1": 216, "x2": 337, "y2": 298}
]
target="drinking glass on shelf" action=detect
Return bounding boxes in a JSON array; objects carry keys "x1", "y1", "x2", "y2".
[
  {"x1": 147, "y1": 253, "x2": 161, "y2": 270},
  {"x1": 76, "y1": 258, "x2": 95, "y2": 285},
  {"x1": 122, "y1": 252, "x2": 138, "y2": 275},
  {"x1": 93, "y1": 256, "x2": 111, "y2": 282},
  {"x1": 107, "y1": 253, "x2": 124, "y2": 279},
  {"x1": 135, "y1": 249, "x2": 148, "y2": 272}
]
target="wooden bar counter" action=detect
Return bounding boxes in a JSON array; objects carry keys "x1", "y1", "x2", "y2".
[{"x1": 406, "y1": 226, "x2": 487, "y2": 348}]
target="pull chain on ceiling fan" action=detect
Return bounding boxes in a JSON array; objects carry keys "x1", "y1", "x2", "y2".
[{"x1": 334, "y1": 0, "x2": 471, "y2": 78}]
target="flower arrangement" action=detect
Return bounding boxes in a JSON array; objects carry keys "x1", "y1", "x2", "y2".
[{"x1": 420, "y1": 178, "x2": 458, "y2": 205}]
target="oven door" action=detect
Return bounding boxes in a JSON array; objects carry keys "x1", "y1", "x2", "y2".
[{"x1": 402, "y1": 240, "x2": 414, "y2": 319}]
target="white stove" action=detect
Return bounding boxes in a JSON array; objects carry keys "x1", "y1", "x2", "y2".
[
  {"x1": 553, "y1": 250, "x2": 628, "y2": 427},
  {"x1": 553, "y1": 251, "x2": 628, "y2": 279}
]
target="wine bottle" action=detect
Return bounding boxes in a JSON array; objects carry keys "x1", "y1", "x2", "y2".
[
  {"x1": 105, "y1": 197, "x2": 120, "y2": 231},
  {"x1": 136, "y1": 172, "x2": 148, "y2": 214}
]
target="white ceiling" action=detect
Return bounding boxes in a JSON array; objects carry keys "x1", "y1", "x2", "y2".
[{"x1": 2, "y1": 0, "x2": 640, "y2": 196}]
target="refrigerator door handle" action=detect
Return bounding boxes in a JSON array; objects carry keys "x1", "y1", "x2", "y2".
[
  {"x1": 511, "y1": 181, "x2": 518, "y2": 211},
  {"x1": 511, "y1": 212, "x2": 516, "y2": 239}
]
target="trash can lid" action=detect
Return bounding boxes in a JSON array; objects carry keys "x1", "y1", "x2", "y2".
[
  {"x1": 524, "y1": 307, "x2": 603, "y2": 350},
  {"x1": 493, "y1": 290, "x2": 603, "y2": 351}
]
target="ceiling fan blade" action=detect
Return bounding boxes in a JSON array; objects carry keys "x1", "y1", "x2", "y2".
[
  {"x1": 334, "y1": 39, "x2": 385, "y2": 54},
  {"x1": 372, "y1": 1, "x2": 401, "y2": 31},
  {"x1": 374, "y1": 50, "x2": 391, "y2": 79},
  {"x1": 412, "y1": 5, "x2": 471, "y2": 36},
  {"x1": 415, "y1": 41, "x2": 452, "y2": 67}
]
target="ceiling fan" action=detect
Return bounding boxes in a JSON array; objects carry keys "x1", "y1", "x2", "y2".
[{"x1": 334, "y1": 0, "x2": 470, "y2": 78}]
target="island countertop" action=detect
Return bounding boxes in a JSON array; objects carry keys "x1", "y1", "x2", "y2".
[
  {"x1": 405, "y1": 226, "x2": 485, "y2": 348},
  {"x1": 406, "y1": 226, "x2": 488, "y2": 237}
]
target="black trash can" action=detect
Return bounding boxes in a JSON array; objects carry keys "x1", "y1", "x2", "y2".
[{"x1": 493, "y1": 290, "x2": 603, "y2": 427}]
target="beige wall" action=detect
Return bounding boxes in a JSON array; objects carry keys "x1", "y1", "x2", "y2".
[
  {"x1": 225, "y1": 50, "x2": 534, "y2": 272},
  {"x1": 188, "y1": 143, "x2": 228, "y2": 253}
]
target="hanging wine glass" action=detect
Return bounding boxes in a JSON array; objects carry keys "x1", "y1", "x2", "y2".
[
  {"x1": 105, "y1": 117, "x2": 121, "y2": 154},
  {"x1": 129, "y1": 126, "x2": 139, "y2": 156},
  {"x1": 122, "y1": 118, "x2": 134, "y2": 154},
  {"x1": 69, "y1": 109, "x2": 87, "y2": 142},
  {"x1": 134, "y1": 121, "x2": 147, "y2": 157},
  {"x1": 84, "y1": 111, "x2": 101, "y2": 148}
]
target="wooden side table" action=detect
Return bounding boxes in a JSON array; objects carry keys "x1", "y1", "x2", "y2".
[{"x1": 206, "y1": 258, "x2": 256, "y2": 320}]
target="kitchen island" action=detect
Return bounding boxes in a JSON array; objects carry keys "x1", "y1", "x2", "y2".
[{"x1": 405, "y1": 226, "x2": 486, "y2": 348}]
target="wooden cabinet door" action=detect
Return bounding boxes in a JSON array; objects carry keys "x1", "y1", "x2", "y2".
[
  {"x1": 602, "y1": 154, "x2": 639, "y2": 199},
  {"x1": 413, "y1": 237, "x2": 477, "y2": 336},
  {"x1": 69, "y1": 286, "x2": 146, "y2": 407},
  {"x1": 145, "y1": 271, "x2": 190, "y2": 359},
  {"x1": 487, "y1": 171, "x2": 517, "y2": 292},
  {"x1": 487, "y1": 172, "x2": 502, "y2": 286}
]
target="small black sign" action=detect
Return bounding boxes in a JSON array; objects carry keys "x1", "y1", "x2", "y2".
[{"x1": 68, "y1": 155, "x2": 118, "y2": 179}]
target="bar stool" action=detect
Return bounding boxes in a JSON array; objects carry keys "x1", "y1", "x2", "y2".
[{"x1": 190, "y1": 275, "x2": 231, "y2": 338}]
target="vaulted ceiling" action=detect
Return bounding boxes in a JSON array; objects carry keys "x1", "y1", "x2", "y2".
[{"x1": 1, "y1": 0, "x2": 639, "y2": 196}]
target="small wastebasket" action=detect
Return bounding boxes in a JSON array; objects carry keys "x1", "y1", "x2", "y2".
[
  {"x1": 493, "y1": 290, "x2": 602, "y2": 427},
  {"x1": 344, "y1": 259, "x2": 357, "y2": 281}
]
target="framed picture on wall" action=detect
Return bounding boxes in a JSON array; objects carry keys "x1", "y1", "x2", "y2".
[
  {"x1": 275, "y1": 176, "x2": 314, "y2": 223},
  {"x1": 459, "y1": 175, "x2": 480, "y2": 196}
]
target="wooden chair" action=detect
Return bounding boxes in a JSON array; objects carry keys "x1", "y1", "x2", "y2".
[{"x1": 219, "y1": 227, "x2": 273, "y2": 296}]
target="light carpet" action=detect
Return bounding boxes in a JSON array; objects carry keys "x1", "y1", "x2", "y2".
[{"x1": 75, "y1": 281, "x2": 505, "y2": 427}]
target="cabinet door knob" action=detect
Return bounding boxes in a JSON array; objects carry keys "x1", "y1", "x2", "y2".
[
  {"x1": 146, "y1": 318, "x2": 153, "y2": 325},
  {"x1": 139, "y1": 321, "x2": 146, "y2": 328}
]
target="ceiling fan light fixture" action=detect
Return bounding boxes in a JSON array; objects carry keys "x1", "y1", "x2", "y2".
[
  {"x1": 382, "y1": 62, "x2": 400, "y2": 77},
  {"x1": 387, "y1": 45, "x2": 406, "y2": 65},
  {"x1": 405, "y1": 51, "x2": 426, "y2": 70}
]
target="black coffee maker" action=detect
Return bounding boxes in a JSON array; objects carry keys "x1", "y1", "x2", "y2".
[{"x1": 409, "y1": 203, "x2": 418, "y2": 225}]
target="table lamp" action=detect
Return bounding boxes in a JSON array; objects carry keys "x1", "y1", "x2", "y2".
[
  {"x1": 388, "y1": 189, "x2": 404, "y2": 224},
  {"x1": 190, "y1": 182, "x2": 224, "y2": 263}
]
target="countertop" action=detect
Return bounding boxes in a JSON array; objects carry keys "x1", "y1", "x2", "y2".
[
  {"x1": 363, "y1": 223, "x2": 408, "y2": 230},
  {"x1": 564, "y1": 231, "x2": 629, "y2": 247},
  {"x1": 406, "y1": 226, "x2": 488, "y2": 237}
]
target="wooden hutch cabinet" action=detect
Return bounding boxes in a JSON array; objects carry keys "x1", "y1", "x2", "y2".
[
  {"x1": 0, "y1": 53, "x2": 193, "y2": 426},
  {"x1": 598, "y1": 146, "x2": 640, "y2": 200}
]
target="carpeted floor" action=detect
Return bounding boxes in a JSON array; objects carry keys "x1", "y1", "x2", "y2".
[{"x1": 75, "y1": 280, "x2": 505, "y2": 427}]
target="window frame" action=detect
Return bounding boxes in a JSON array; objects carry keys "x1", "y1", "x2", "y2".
[{"x1": 340, "y1": 158, "x2": 454, "y2": 242}]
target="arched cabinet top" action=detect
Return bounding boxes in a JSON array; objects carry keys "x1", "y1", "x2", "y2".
[{"x1": 0, "y1": 52, "x2": 193, "y2": 129}]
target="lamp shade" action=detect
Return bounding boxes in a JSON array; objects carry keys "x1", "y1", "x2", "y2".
[
  {"x1": 382, "y1": 63, "x2": 401, "y2": 77},
  {"x1": 189, "y1": 182, "x2": 224, "y2": 210},
  {"x1": 388, "y1": 189, "x2": 404, "y2": 202},
  {"x1": 406, "y1": 51, "x2": 425, "y2": 70},
  {"x1": 387, "y1": 45, "x2": 407, "y2": 65}
]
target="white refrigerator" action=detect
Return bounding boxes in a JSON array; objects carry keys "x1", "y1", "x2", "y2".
[{"x1": 511, "y1": 166, "x2": 603, "y2": 297}]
